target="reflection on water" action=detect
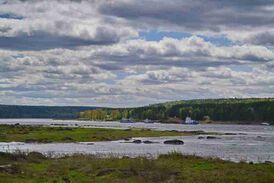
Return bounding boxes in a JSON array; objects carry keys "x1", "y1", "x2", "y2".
[{"x1": 0, "y1": 119, "x2": 273, "y2": 163}]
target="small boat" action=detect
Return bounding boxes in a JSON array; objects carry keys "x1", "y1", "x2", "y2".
[
  {"x1": 143, "y1": 119, "x2": 154, "y2": 123},
  {"x1": 185, "y1": 117, "x2": 199, "y2": 125},
  {"x1": 261, "y1": 122, "x2": 270, "y2": 126},
  {"x1": 120, "y1": 118, "x2": 134, "y2": 123}
]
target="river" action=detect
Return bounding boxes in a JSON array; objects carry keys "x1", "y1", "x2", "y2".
[{"x1": 0, "y1": 119, "x2": 273, "y2": 163}]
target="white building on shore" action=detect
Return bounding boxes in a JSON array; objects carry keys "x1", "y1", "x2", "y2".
[{"x1": 185, "y1": 117, "x2": 199, "y2": 124}]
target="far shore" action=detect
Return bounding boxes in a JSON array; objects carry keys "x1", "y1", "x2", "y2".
[
  {"x1": 77, "y1": 119, "x2": 273, "y2": 125},
  {"x1": 0, "y1": 118, "x2": 272, "y2": 125}
]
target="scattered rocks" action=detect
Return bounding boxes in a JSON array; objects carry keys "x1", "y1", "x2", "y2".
[
  {"x1": 125, "y1": 139, "x2": 157, "y2": 144},
  {"x1": 224, "y1": 133, "x2": 237, "y2": 135},
  {"x1": 0, "y1": 164, "x2": 20, "y2": 174},
  {"x1": 164, "y1": 139, "x2": 184, "y2": 145},
  {"x1": 51, "y1": 123, "x2": 68, "y2": 126},
  {"x1": 143, "y1": 140, "x2": 154, "y2": 144},
  {"x1": 256, "y1": 136, "x2": 266, "y2": 141},
  {"x1": 132, "y1": 140, "x2": 142, "y2": 144},
  {"x1": 124, "y1": 138, "x2": 131, "y2": 141},
  {"x1": 206, "y1": 136, "x2": 220, "y2": 139}
]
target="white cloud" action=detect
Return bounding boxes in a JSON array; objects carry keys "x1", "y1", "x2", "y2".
[{"x1": 0, "y1": 0, "x2": 273, "y2": 106}]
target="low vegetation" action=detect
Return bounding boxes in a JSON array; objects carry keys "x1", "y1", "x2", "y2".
[
  {"x1": 0, "y1": 152, "x2": 273, "y2": 183},
  {"x1": 0, "y1": 125, "x2": 208, "y2": 143}
]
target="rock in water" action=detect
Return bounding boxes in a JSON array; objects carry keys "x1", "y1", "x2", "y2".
[
  {"x1": 132, "y1": 139, "x2": 142, "y2": 144},
  {"x1": 0, "y1": 164, "x2": 20, "y2": 174},
  {"x1": 206, "y1": 136, "x2": 220, "y2": 139},
  {"x1": 143, "y1": 140, "x2": 154, "y2": 144},
  {"x1": 164, "y1": 139, "x2": 184, "y2": 145}
]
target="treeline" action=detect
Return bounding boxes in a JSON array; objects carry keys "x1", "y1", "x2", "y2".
[
  {"x1": 2, "y1": 98, "x2": 273, "y2": 123},
  {"x1": 79, "y1": 109, "x2": 130, "y2": 121},
  {"x1": 0, "y1": 105, "x2": 97, "y2": 119},
  {"x1": 79, "y1": 98, "x2": 274, "y2": 124}
]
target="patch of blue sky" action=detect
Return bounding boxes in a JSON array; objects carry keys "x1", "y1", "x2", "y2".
[
  {"x1": 200, "y1": 35, "x2": 234, "y2": 46},
  {"x1": 139, "y1": 31, "x2": 191, "y2": 41},
  {"x1": 268, "y1": 46, "x2": 274, "y2": 51},
  {"x1": 101, "y1": 72, "x2": 127, "y2": 85},
  {"x1": 116, "y1": 72, "x2": 130, "y2": 80},
  {"x1": 0, "y1": 13, "x2": 24, "y2": 20},
  {"x1": 12, "y1": 54, "x2": 25, "y2": 59},
  {"x1": 139, "y1": 31, "x2": 233, "y2": 46},
  {"x1": 229, "y1": 65, "x2": 253, "y2": 72}
]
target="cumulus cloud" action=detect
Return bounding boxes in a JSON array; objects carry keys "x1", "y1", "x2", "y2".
[
  {"x1": 99, "y1": 0, "x2": 274, "y2": 43},
  {"x1": 0, "y1": 0, "x2": 137, "y2": 50},
  {"x1": 243, "y1": 31, "x2": 274, "y2": 46},
  {"x1": 91, "y1": 36, "x2": 274, "y2": 66},
  {"x1": 0, "y1": 0, "x2": 273, "y2": 106}
]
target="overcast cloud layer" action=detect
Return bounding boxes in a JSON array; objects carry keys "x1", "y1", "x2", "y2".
[{"x1": 0, "y1": 0, "x2": 273, "y2": 107}]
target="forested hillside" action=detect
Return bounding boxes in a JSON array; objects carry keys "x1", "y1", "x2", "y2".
[
  {"x1": 1, "y1": 98, "x2": 273, "y2": 123},
  {"x1": 0, "y1": 105, "x2": 96, "y2": 119},
  {"x1": 79, "y1": 98, "x2": 274, "y2": 123}
]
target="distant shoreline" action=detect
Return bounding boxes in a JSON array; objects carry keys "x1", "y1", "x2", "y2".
[{"x1": 0, "y1": 118, "x2": 272, "y2": 125}]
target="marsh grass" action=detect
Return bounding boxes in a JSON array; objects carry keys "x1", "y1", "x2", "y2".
[
  {"x1": 0, "y1": 151, "x2": 273, "y2": 183},
  {"x1": 0, "y1": 124, "x2": 211, "y2": 143}
]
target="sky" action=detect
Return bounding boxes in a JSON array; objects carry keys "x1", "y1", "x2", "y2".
[{"x1": 0, "y1": 0, "x2": 274, "y2": 107}]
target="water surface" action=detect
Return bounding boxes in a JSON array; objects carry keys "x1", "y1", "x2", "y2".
[{"x1": 0, "y1": 119, "x2": 273, "y2": 163}]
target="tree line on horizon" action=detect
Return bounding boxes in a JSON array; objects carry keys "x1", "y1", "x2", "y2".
[
  {"x1": 79, "y1": 98, "x2": 274, "y2": 123},
  {"x1": 0, "y1": 105, "x2": 96, "y2": 119}
]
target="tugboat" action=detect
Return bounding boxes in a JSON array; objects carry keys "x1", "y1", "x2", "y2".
[
  {"x1": 185, "y1": 117, "x2": 199, "y2": 125},
  {"x1": 143, "y1": 118, "x2": 154, "y2": 123},
  {"x1": 120, "y1": 118, "x2": 134, "y2": 123}
]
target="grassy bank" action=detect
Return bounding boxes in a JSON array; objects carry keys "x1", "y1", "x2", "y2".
[
  {"x1": 0, "y1": 152, "x2": 273, "y2": 183},
  {"x1": 0, "y1": 125, "x2": 209, "y2": 143}
]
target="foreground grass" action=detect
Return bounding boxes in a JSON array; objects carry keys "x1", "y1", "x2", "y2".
[
  {"x1": 0, "y1": 152, "x2": 273, "y2": 183},
  {"x1": 0, "y1": 125, "x2": 208, "y2": 143}
]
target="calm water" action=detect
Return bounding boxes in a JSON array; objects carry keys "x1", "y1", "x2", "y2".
[{"x1": 0, "y1": 119, "x2": 273, "y2": 163}]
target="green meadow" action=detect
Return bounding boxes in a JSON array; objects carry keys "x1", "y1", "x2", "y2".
[
  {"x1": 0, "y1": 125, "x2": 209, "y2": 143},
  {"x1": 0, "y1": 152, "x2": 273, "y2": 183}
]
